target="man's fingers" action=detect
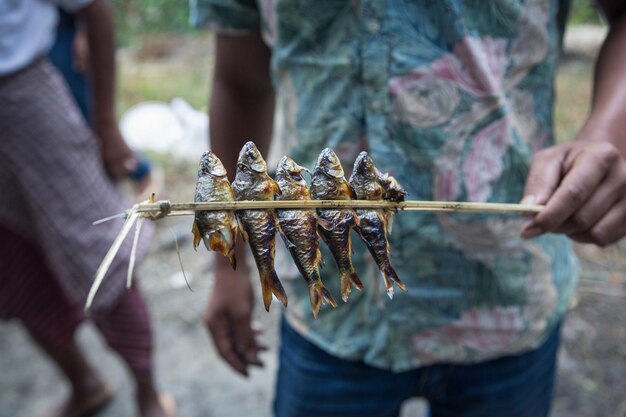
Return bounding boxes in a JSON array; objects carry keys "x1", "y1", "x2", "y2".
[
  {"x1": 232, "y1": 314, "x2": 265, "y2": 369},
  {"x1": 568, "y1": 197, "x2": 626, "y2": 246},
  {"x1": 522, "y1": 148, "x2": 566, "y2": 206},
  {"x1": 207, "y1": 315, "x2": 249, "y2": 376},
  {"x1": 553, "y1": 165, "x2": 624, "y2": 235},
  {"x1": 529, "y1": 151, "x2": 610, "y2": 232}
]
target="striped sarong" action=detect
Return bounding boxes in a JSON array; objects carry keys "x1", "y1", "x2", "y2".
[{"x1": 0, "y1": 58, "x2": 152, "y2": 315}]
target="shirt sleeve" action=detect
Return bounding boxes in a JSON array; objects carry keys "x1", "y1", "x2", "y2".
[{"x1": 189, "y1": 0, "x2": 261, "y2": 34}]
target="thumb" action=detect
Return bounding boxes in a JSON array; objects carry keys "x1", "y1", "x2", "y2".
[{"x1": 521, "y1": 149, "x2": 565, "y2": 206}]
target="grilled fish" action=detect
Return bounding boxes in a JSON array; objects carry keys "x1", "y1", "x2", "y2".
[
  {"x1": 310, "y1": 148, "x2": 363, "y2": 302},
  {"x1": 192, "y1": 151, "x2": 238, "y2": 269},
  {"x1": 275, "y1": 156, "x2": 337, "y2": 318},
  {"x1": 232, "y1": 141, "x2": 287, "y2": 311},
  {"x1": 349, "y1": 151, "x2": 407, "y2": 298}
]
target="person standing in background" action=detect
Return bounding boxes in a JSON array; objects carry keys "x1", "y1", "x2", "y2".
[
  {"x1": 0, "y1": 1, "x2": 175, "y2": 416},
  {"x1": 194, "y1": 1, "x2": 626, "y2": 416}
]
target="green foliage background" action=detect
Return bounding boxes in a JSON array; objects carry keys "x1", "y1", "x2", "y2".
[
  {"x1": 111, "y1": 0, "x2": 605, "y2": 44},
  {"x1": 112, "y1": 0, "x2": 191, "y2": 44},
  {"x1": 569, "y1": 0, "x2": 604, "y2": 25}
]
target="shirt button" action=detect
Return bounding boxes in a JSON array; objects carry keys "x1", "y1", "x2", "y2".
[{"x1": 367, "y1": 19, "x2": 380, "y2": 33}]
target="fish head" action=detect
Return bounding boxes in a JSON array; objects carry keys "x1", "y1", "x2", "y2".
[
  {"x1": 350, "y1": 151, "x2": 383, "y2": 199},
  {"x1": 352, "y1": 151, "x2": 377, "y2": 181},
  {"x1": 383, "y1": 175, "x2": 407, "y2": 202},
  {"x1": 277, "y1": 156, "x2": 309, "y2": 181},
  {"x1": 276, "y1": 156, "x2": 311, "y2": 198},
  {"x1": 237, "y1": 141, "x2": 268, "y2": 174},
  {"x1": 312, "y1": 148, "x2": 353, "y2": 199},
  {"x1": 315, "y1": 148, "x2": 345, "y2": 179},
  {"x1": 198, "y1": 151, "x2": 228, "y2": 178}
]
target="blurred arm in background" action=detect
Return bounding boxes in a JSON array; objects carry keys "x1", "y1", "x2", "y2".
[
  {"x1": 522, "y1": 0, "x2": 626, "y2": 246},
  {"x1": 76, "y1": 0, "x2": 140, "y2": 181}
]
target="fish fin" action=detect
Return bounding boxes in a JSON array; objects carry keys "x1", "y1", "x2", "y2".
[
  {"x1": 202, "y1": 232, "x2": 217, "y2": 252},
  {"x1": 316, "y1": 248, "x2": 325, "y2": 269},
  {"x1": 269, "y1": 177, "x2": 282, "y2": 196},
  {"x1": 376, "y1": 211, "x2": 388, "y2": 230},
  {"x1": 320, "y1": 285, "x2": 338, "y2": 308},
  {"x1": 209, "y1": 232, "x2": 225, "y2": 253},
  {"x1": 351, "y1": 211, "x2": 360, "y2": 227},
  {"x1": 238, "y1": 220, "x2": 248, "y2": 243},
  {"x1": 381, "y1": 264, "x2": 407, "y2": 299},
  {"x1": 317, "y1": 216, "x2": 333, "y2": 231},
  {"x1": 226, "y1": 249, "x2": 237, "y2": 270},
  {"x1": 279, "y1": 232, "x2": 297, "y2": 250},
  {"x1": 340, "y1": 268, "x2": 363, "y2": 302},
  {"x1": 192, "y1": 221, "x2": 202, "y2": 250},
  {"x1": 260, "y1": 269, "x2": 288, "y2": 311},
  {"x1": 348, "y1": 233, "x2": 354, "y2": 255},
  {"x1": 232, "y1": 217, "x2": 240, "y2": 241},
  {"x1": 275, "y1": 216, "x2": 283, "y2": 236},
  {"x1": 308, "y1": 281, "x2": 338, "y2": 319},
  {"x1": 345, "y1": 179, "x2": 357, "y2": 199}
]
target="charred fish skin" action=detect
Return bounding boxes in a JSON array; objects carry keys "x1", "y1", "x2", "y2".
[
  {"x1": 192, "y1": 151, "x2": 238, "y2": 269},
  {"x1": 310, "y1": 148, "x2": 363, "y2": 302},
  {"x1": 350, "y1": 151, "x2": 407, "y2": 298},
  {"x1": 232, "y1": 141, "x2": 287, "y2": 311},
  {"x1": 275, "y1": 156, "x2": 337, "y2": 319}
]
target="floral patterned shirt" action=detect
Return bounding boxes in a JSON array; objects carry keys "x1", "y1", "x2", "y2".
[{"x1": 194, "y1": 0, "x2": 579, "y2": 371}]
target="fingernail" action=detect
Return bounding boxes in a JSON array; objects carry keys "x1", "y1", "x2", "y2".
[
  {"x1": 520, "y1": 195, "x2": 536, "y2": 205},
  {"x1": 521, "y1": 226, "x2": 544, "y2": 239}
]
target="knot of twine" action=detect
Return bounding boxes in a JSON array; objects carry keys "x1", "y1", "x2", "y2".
[{"x1": 141, "y1": 200, "x2": 171, "y2": 221}]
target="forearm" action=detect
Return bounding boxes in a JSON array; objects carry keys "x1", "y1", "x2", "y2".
[
  {"x1": 209, "y1": 33, "x2": 275, "y2": 180},
  {"x1": 579, "y1": 5, "x2": 626, "y2": 154},
  {"x1": 78, "y1": 0, "x2": 117, "y2": 130},
  {"x1": 209, "y1": 33, "x2": 275, "y2": 274}
]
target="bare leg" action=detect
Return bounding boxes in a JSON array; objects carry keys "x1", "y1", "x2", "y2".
[
  {"x1": 26, "y1": 330, "x2": 113, "y2": 417},
  {"x1": 94, "y1": 287, "x2": 175, "y2": 417}
]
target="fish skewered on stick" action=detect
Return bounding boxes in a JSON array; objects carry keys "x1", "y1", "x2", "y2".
[
  {"x1": 192, "y1": 151, "x2": 238, "y2": 269},
  {"x1": 275, "y1": 156, "x2": 337, "y2": 318},
  {"x1": 310, "y1": 148, "x2": 363, "y2": 302},
  {"x1": 350, "y1": 152, "x2": 408, "y2": 299},
  {"x1": 232, "y1": 142, "x2": 288, "y2": 311}
]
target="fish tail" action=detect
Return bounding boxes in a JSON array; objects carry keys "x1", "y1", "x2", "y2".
[
  {"x1": 340, "y1": 268, "x2": 363, "y2": 302},
  {"x1": 381, "y1": 264, "x2": 407, "y2": 300},
  {"x1": 226, "y1": 248, "x2": 237, "y2": 271},
  {"x1": 308, "y1": 281, "x2": 338, "y2": 319},
  {"x1": 260, "y1": 269, "x2": 288, "y2": 312},
  {"x1": 192, "y1": 221, "x2": 202, "y2": 250}
]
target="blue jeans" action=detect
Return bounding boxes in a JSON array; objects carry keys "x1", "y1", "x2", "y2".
[{"x1": 274, "y1": 318, "x2": 561, "y2": 417}]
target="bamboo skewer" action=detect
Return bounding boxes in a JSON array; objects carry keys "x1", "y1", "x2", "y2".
[
  {"x1": 132, "y1": 199, "x2": 545, "y2": 218},
  {"x1": 86, "y1": 209, "x2": 139, "y2": 309},
  {"x1": 86, "y1": 199, "x2": 543, "y2": 310}
]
